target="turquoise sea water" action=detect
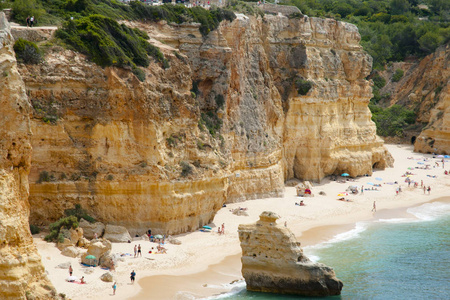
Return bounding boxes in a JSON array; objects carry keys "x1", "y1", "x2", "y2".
[{"x1": 210, "y1": 200, "x2": 450, "y2": 300}]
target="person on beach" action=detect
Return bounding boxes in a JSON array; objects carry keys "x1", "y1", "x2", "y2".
[
  {"x1": 69, "y1": 265, "x2": 73, "y2": 276},
  {"x1": 130, "y1": 270, "x2": 136, "y2": 283},
  {"x1": 134, "y1": 245, "x2": 137, "y2": 258},
  {"x1": 26, "y1": 16, "x2": 30, "y2": 27},
  {"x1": 80, "y1": 276, "x2": 85, "y2": 284},
  {"x1": 361, "y1": 185, "x2": 364, "y2": 194},
  {"x1": 372, "y1": 201, "x2": 376, "y2": 212},
  {"x1": 427, "y1": 186, "x2": 431, "y2": 194},
  {"x1": 137, "y1": 244, "x2": 142, "y2": 257},
  {"x1": 221, "y1": 223, "x2": 225, "y2": 234},
  {"x1": 112, "y1": 282, "x2": 117, "y2": 295},
  {"x1": 423, "y1": 185, "x2": 426, "y2": 194},
  {"x1": 30, "y1": 16, "x2": 34, "y2": 27}
]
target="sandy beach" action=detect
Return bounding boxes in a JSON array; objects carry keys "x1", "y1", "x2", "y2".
[{"x1": 34, "y1": 144, "x2": 450, "y2": 299}]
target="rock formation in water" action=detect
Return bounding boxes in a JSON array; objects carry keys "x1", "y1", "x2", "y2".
[
  {"x1": 238, "y1": 211, "x2": 343, "y2": 296},
  {"x1": 14, "y1": 13, "x2": 392, "y2": 234},
  {"x1": 0, "y1": 12, "x2": 55, "y2": 300},
  {"x1": 377, "y1": 44, "x2": 449, "y2": 154}
]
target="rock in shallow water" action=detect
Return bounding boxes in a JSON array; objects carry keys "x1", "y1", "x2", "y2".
[{"x1": 238, "y1": 211, "x2": 343, "y2": 296}]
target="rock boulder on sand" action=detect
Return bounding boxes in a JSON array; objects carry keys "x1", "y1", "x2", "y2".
[
  {"x1": 81, "y1": 239, "x2": 112, "y2": 265},
  {"x1": 238, "y1": 211, "x2": 343, "y2": 296},
  {"x1": 103, "y1": 224, "x2": 132, "y2": 243},
  {"x1": 100, "y1": 272, "x2": 114, "y2": 282},
  {"x1": 79, "y1": 219, "x2": 105, "y2": 239},
  {"x1": 61, "y1": 246, "x2": 80, "y2": 258}
]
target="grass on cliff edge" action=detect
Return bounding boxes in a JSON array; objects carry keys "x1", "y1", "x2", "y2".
[
  {"x1": 8, "y1": 0, "x2": 236, "y2": 37},
  {"x1": 55, "y1": 14, "x2": 168, "y2": 74}
]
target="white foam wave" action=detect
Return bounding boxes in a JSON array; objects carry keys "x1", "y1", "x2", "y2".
[
  {"x1": 304, "y1": 222, "x2": 368, "y2": 252},
  {"x1": 202, "y1": 280, "x2": 246, "y2": 299},
  {"x1": 407, "y1": 201, "x2": 450, "y2": 221},
  {"x1": 377, "y1": 218, "x2": 414, "y2": 223}
]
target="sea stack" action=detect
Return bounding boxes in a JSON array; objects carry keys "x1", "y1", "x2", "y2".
[{"x1": 238, "y1": 211, "x2": 343, "y2": 296}]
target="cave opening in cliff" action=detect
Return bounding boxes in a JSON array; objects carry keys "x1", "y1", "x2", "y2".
[{"x1": 411, "y1": 136, "x2": 416, "y2": 144}]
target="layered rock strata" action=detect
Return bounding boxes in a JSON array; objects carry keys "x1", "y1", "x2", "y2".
[
  {"x1": 16, "y1": 13, "x2": 391, "y2": 234},
  {"x1": 238, "y1": 211, "x2": 343, "y2": 296},
  {"x1": 0, "y1": 12, "x2": 55, "y2": 300}
]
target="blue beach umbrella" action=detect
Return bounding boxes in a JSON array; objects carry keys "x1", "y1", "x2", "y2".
[
  {"x1": 375, "y1": 177, "x2": 383, "y2": 181},
  {"x1": 202, "y1": 226, "x2": 212, "y2": 230},
  {"x1": 341, "y1": 173, "x2": 349, "y2": 177},
  {"x1": 367, "y1": 182, "x2": 374, "y2": 185}
]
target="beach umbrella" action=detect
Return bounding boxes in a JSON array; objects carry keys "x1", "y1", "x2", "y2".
[
  {"x1": 437, "y1": 155, "x2": 444, "y2": 158},
  {"x1": 341, "y1": 173, "x2": 349, "y2": 177},
  {"x1": 444, "y1": 155, "x2": 450, "y2": 158},
  {"x1": 337, "y1": 192, "x2": 348, "y2": 196},
  {"x1": 375, "y1": 177, "x2": 382, "y2": 181},
  {"x1": 367, "y1": 182, "x2": 374, "y2": 185},
  {"x1": 85, "y1": 254, "x2": 96, "y2": 266},
  {"x1": 154, "y1": 234, "x2": 164, "y2": 239},
  {"x1": 202, "y1": 225, "x2": 212, "y2": 230},
  {"x1": 417, "y1": 162, "x2": 424, "y2": 164}
]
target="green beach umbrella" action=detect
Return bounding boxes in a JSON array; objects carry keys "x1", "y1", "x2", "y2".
[{"x1": 85, "y1": 255, "x2": 96, "y2": 266}]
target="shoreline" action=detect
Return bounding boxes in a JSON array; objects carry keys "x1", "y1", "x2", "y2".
[
  {"x1": 34, "y1": 144, "x2": 450, "y2": 299},
  {"x1": 132, "y1": 195, "x2": 450, "y2": 300}
]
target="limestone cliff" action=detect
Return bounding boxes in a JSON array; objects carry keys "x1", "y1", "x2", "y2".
[
  {"x1": 0, "y1": 12, "x2": 55, "y2": 300},
  {"x1": 16, "y1": 13, "x2": 391, "y2": 235},
  {"x1": 377, "y1": 44, "x2": 449, "y2": 154},
  {"x1": 238, "y1": 211, "x2": 343, "y2": 296}
]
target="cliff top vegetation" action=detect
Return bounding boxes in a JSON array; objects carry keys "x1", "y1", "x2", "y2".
[{"x1": 280, "y1": 0, "x2": 449, "y2": 68}]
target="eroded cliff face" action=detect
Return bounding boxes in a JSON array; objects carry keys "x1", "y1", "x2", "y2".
[
  {"x1": 377, "y1": 45, "x2": 449, "y2": 154},
  {"x1": 238, "y1": 212, "x2": 343, "y2": 296},
  {"x1": 17, "y1": 14, "x2": 391, "y2": 234},
  {"x1": 0, "y1": 12, "x2": 55, "y2": 300}
]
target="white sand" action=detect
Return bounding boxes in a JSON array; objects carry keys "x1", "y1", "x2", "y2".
[{"x1": 34, "y1": 144, "x2": 450, "y2": 299}]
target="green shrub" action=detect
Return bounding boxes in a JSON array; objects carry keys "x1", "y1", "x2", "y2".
[
  {"x1": 30, "y1": 224, "x2": 40, "y2": 235},
  {"x1": 13, "y1": 38, "x2": 42, "y2": 64},
  {"x1": 392, "y1": 69, "x2": 404, "y2": 82},
  {"x1": 132, "y1": 67, "x2": 146, "y2": 82},
  {"x1": 372, "y1": 73, "x2": 386, "y2": 89},
  {"x1": 37, "y1": 171, "x2": 55, "y2": 183},
  {"x1": 55, "y1": 15, "x2": 167, "y2": 69},
  {"x1": 295, "y1": 78, "x2": 312, "y2": 96},
  {"x1": 370, "y1": 104, "x2": 416, "y2": 137},
  {"x1": 180, "y1": 161, "x2": 193, "y2": 177},
  {"x1": 215, "y1": 94, "x2": 225, "y2": 109},
  {"x1": 44, "y1": 215, "x2": 78, "y2": 242},
  {"x1": 64, "y1": 203, "x2": 96, "y2": 223},
  {"x1": 201, "y1": 111, "x2": 223, "y2": 137},
  {"x1": 130, "y1": 3, "x2": 236, "y2": 37},
  {"x1": 12, "y1": 0, "x2": 46, "y2": 26}
]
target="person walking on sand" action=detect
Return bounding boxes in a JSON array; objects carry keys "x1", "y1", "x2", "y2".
[
  {"x1": 372, "y1": 201, "x2": 376, "y2": 212},
  {"x1": 361, "y1": 185, "x2": 364, "y2": 194},
  {"x1": 427, "y1": 186, "x2": 431, "y2": 194},
  {"x1": 423, "y1": 185, "x2": 426, "y2": 194},
  {"x1": 112, "y1": 282, "x2": 117, "y2": 295},
  {"x1": 69, "y1": 265, "x2": 73, "y2": 276},
  {"x1": 134, "y1": 245, "x2": 137, "y2": 258},
  {"x1": 130, "y1": 270, "x2": 136, "y2": 283},
  {"x1": 221, "y1": 223, "x2": 225, "y2": 234},
  {"x1": 137, "y1": 244, "x2": 142, "y2": 257}
]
